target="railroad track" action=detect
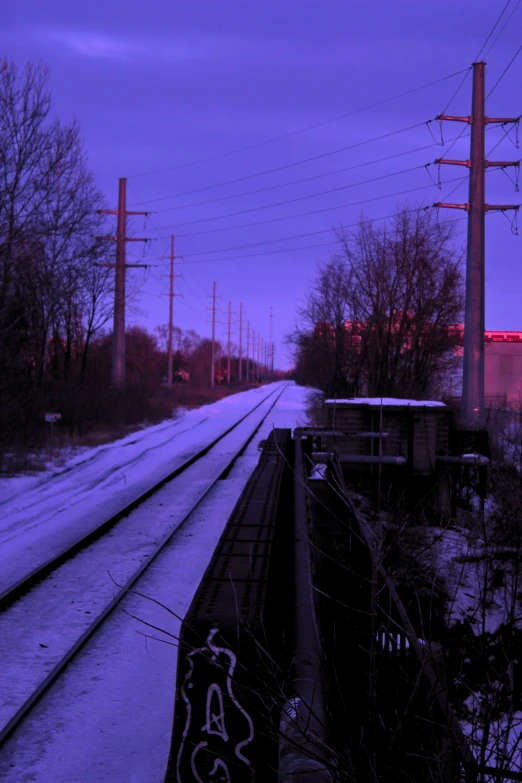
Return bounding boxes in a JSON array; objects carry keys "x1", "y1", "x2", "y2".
[{"x1": 0, "y1": 383, "x2": 288, "y2": 747}]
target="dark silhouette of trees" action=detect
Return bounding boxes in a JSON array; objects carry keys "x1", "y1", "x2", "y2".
[
  {"x1": 0, "y1": 59, "x2": 276, "y2": 465},
  {"x1": 290, "y1": 206, "x2": 464, "y2": 398},
  {"x1": 0, "y1": 60, "x2": 112, "y2": 447}
]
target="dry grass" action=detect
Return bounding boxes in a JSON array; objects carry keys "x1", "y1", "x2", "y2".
[
  {"x1": 0, "y1": 382, "x2": 268, "y2": 476},
  {"x1": 305, "y1": 390, "x2": 327, "y2": 427}
]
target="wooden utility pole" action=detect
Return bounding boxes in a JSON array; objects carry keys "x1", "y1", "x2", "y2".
[
  {"x1": 434, "y1": 61, "x2": 520, "y2": 428},
  {"x1": 246, "y1": 320, "x2": 250, "y2": 384},
  {"x1": 227, "y1": 301, "x2": 231, "y2": 385},
  {"x1": 97, "y1": 177, "x2": 149, "y2": 389},
  {"x1": 167, "y1": 235, "x2": 175, "y2": 386},
  {"x1": 211, "y1": 281, "x2": 216, "y2": 389},
  {"x1": 239, "y1": 302, "x2": 243, "y2": 382}
]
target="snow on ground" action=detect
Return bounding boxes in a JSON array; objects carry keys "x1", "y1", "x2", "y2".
[
  {"x1": 324, "y1": 397, "x2": 446, "y2": 407},
  {"x1": 460, "y1": 707, "x2": 522, "y2": 777},
  {"x1": 0, "y1": 383, "x2": 294, "y2": 593},
  {"x1": 420, "y1": 524, "x2": 522, "y2": 635},
  {"x1": 0, "y1": 383, "x2": 313, "y2": 783},
  {"x1": 0, "y1": 417, "x2": 194, "y2": 504},
  {"x1": 0, "y1": 384, "x2": 304, "y2": 732}
]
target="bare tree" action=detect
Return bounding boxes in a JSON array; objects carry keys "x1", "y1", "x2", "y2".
[
  {"x1": 0, "y1": 60, "x2": 112, "y2": 448},
  {"x1": 291, "y1": 206, "x2": 464, "y2": 399}
]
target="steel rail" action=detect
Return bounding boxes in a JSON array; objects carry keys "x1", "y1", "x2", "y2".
[
  {"x1": 0, "y1": 384, "x2": 288, "y2": 748},
  {"x1": 0, "y1": 385, "x2": 282, "y2": 612}
]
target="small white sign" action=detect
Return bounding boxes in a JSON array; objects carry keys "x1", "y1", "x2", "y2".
[{"x1": 45, "y1": 413, "x2": 62, "y2": 423}]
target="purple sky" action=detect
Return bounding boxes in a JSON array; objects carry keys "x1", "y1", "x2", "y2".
[{"x1": 2, "y1": 1, "x2": 521, "y2": 369}]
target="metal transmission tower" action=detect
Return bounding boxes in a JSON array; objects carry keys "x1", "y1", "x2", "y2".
[
  {"x1": 238, "y1": 302, "x2": 243, "y2": 382},
  {"x1": 227, "y1": 301, "x2": 232, "y2": 385},
  {"x1": 211, "y1": 282, "x2": 217, "y2": 389},
  {"x1": 434, "y1": 61, "x2": 520, "y2": 428},
  {"x1": 253, "y1": 331, "x2": 257, "y2": 381},
  {"x1": 246, "y1": 320, "x2": 250, "y2": 383},
  {"x1": 167, "y1": 235, "x2": 176, "y2": 386},
  {"x1": 269, "y1": 306, "x2": 273, "y2": 378},
  {"x1": 97, "y1": 178, "x2": 149, "y2": 389}
]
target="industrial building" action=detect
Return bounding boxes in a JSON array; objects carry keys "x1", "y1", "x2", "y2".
[
  {"x1": 448, "y1": 328, "x2": 522, "y2": 408},
  {"x1": 316, "y1": 320, "x2": 522, "y2": 410}
]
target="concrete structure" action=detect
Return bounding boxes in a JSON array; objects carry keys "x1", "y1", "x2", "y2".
[
  {"x1": 320, "y1": 398, "x2": 457, "y2": 515},
  {"x1": 323, "y1": 398, "x2": 451, "y2": 475}
]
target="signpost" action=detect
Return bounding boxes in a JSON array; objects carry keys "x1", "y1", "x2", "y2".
[{"x1": 45, "y1": 413, "x2": 61, "y2": 458}]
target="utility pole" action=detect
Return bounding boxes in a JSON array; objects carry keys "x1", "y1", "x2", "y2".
[
  {"x1": 253, "y1": 331, "x2": 257, "y2": 382},
  {"x1": 211, "y1": 281, "x2": 216, "y2": 389},
  {"x1": 257, "y1": 333, "x2": 261, "y2": 382},
  {"x1": 246, "y1": 320, "x2": 250, "y2": 384},
  {"x1": 227, "y1": 301, "x2": 231, "y2": 385},
  {"x1": 269, "y1": 306, "x2": 273, "y2": 379},
  {"x1": 167, "y1": 235, "x2": 175, "y2": 386},
  {"x1": 97, "y1": 177, "x2": 149, "y2": 389},
  {"x1": 434, "y1": 61, "x2": 520, "y2": 428},
  {"x1": 239, "y1": 302, "x2": 243, "y2": 383}
]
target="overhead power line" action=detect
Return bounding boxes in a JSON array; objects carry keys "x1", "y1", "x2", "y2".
[
  {"x1": 174, "y1": 176, "x2": 469, "y2": 255},
  {"x1": 483, "y1": 0, "x2": 522, "y2": 59},
  {"x1": 133, "y1": 174, "x2": 470, "y2": 254},
  {"x1": 153, "y1": 164, "x2": 429, "y2": 234},
  {"x1": 176, "y1": 210, "x2": 468, "y2": 266},
  {"x1": 475, "y1": 0, "x2": 514, "y2": 60},
  {"x1": 440, "y1": 68, "x2": 472, "y2": 115},
  {"x1": 487, "y1": 43, "x2": 522, "y2": 98},
  {"x1": 168, "y1": 174, "x2": 471, "y2": 239},
  {"x1": 440, "y1": 3, "x2": 518, "y2": 115},
  {"x1": 127, "y1": 68, "x2": 470, "y2": 181},
  {"x1": 130, "y1": 120, "x2": 428, "y2": 208},
  {"x1": 144, "y1": 136, "x2": 469, "y2": 214}
]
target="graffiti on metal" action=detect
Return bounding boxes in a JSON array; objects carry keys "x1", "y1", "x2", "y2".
[{"x1": 176, "y1": 627, "x2": 255, "y2": 782}]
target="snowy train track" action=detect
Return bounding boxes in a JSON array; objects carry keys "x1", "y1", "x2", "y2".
[
  {"x1": 0, "y1": 385, "x2": 283, "y2": 611},
  {"x1": 0, "y1": 384, "x2": 288, "y2": 748}
]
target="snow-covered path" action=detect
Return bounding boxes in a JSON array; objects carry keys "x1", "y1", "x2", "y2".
[
  {"x1": 0, "y1": 383, "x2": 291, "y2": 593},
  {"x1": 0, "y1": 383, "x2": 311, "y2": 783}
]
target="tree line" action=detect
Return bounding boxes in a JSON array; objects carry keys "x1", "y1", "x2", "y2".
[
  {"x1": 0, "y1": 61, "x2": 115, "y2": 447},
  {"x1": 289, "y1": 207, "x2": 465, "y2": 400},
  {"x1": 0, "y1": 61, "x2": 274, "y2": 462}
]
